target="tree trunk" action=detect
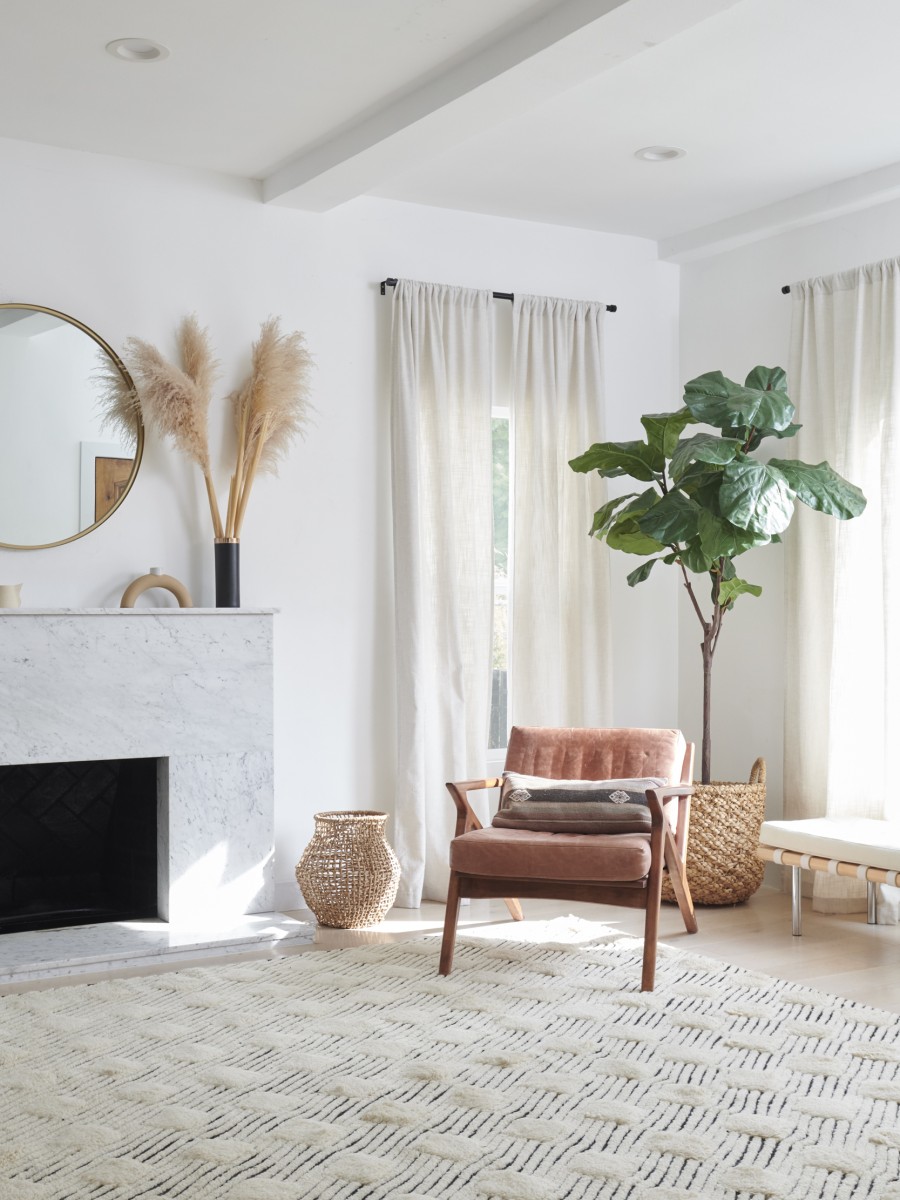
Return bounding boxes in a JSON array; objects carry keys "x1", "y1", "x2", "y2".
[{"x1": 701, "y1": 632, "x2": 714, "y2": 784}]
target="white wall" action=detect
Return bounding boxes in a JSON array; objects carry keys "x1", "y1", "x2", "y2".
[
  {"x1": 0, "y1": 137, "x2": 680, "y2": 906},
  {"x1": 679, "y1": 200, "x2": 900, "y2": 819}
]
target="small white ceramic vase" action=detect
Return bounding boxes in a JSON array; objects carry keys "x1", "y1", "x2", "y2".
[{"x1": 0, "y1": 584, "x2": 22, "y2": 608}]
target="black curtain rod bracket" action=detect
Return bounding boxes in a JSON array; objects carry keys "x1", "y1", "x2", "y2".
[
  {"x1": 781, "y1": 285, "x2": 791, "y2": 294},
  {"x1": 380, "y1": 278, "x2": 616, "y2": 312}
]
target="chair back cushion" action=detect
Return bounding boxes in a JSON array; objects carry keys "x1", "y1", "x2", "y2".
[{"x1": 504, "y1": 726, "x2": 687, "y2": 785}]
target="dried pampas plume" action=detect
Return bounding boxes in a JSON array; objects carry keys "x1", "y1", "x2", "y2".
[
  {"x1": 119, "y1": 314, "x2": 314, "y2": 541},
  {"x1": 227, "y1": 318, "x2": 315, "y2": 537},
  {"x1": 94, "y1": 353, "x2": 140, "y2": 450}
]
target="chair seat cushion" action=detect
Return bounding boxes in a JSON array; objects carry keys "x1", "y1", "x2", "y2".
[{"x1": 450, "y1": 826, "x2": 652, "y2": 882}]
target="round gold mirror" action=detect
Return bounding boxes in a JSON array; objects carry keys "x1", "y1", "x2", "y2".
[{"x1": 0, "y1": 303, "x2": 143, "y2": 549}]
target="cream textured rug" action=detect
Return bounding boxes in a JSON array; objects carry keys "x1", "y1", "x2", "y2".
[{"x1": 2, "y1": 925, "x2": 900, "y2": 1200}]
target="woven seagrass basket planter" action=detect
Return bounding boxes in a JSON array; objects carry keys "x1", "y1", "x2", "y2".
[
  {"x1": 296, "y1": 810, "x2": 401, "y2": 929},
  {"x1": 662, "y1": 757, "x2": 766, "y2": 906}
]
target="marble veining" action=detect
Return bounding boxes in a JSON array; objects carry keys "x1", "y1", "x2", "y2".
[
  {"x1": 0, "y1": 611, "x2": 276, "y2": 956},
  {"x1": 0, "y1": 611, "x2": 273, "y2": 762}
]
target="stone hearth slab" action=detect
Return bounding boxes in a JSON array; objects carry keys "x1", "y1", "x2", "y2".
[{"x1": 0, "y1": 911, "x2": 313, "y2": 983}]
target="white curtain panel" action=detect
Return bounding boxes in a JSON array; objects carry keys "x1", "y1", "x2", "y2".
[
  {"x1": 390, "y1": 280, "x2": 494, "y2": 906},
  {"x1": 509, "y1": 293, "x2": 613, "y2": 728},
  {"x1": 785, "y1": 257, "x2": 900, "y2": 921}
]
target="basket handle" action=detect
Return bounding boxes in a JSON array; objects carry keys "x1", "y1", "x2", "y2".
[{"x1": 749, "y1": 757, "x2": 766, "y2": 785}]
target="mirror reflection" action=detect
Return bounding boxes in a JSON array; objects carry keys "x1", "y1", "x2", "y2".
[{"x1": 0, "y1": 304, "x2": 142, "y2": 549}]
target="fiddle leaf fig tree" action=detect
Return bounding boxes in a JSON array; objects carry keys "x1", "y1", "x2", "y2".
[{"x1": 569, "y1": 367, "x2": 866, "y2": 783}]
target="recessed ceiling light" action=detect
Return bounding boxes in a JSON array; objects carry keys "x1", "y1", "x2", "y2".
[
  {"x1": 634, "y1": 145, "x2": 686, "y2": 162},
  {"x1": 105, "y1": 38, "x2": 169, "y2": 63}
]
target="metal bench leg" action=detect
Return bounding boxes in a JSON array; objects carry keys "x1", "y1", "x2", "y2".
[
  {"x1": 867, "y1": 879, "x2": 878, "y2": 925},
  {"x1": 792, "y1": 865, "x2": 802, "y2": 936}
]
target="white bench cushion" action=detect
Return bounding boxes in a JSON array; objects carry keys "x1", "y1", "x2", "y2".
[{"x1": 760, "y1": 818, "x2": 900, "y2": 872}]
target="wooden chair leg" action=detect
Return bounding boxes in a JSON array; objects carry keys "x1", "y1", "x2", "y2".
[
  {"x1": 641, "y1": 896, "x2": 660, "y2": 992},
  {"x1": 439, "y1": 871, "x2": 462, "y2": 975},
  {"x1": 503, "y1": 897, "x2": 524, "y2": 921},
  {"x1": 663, "y1": 827, "x2": 698, "y2": 934},
  {"x1": 642, "y1": 835, "x2": 665, "y2": 991}
]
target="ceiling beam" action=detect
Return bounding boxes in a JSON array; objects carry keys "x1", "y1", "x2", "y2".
[
  {"x1": 263, "y1": 0, "x2": 740, "y2": 210},
  {"x1": 659, "y1": 158, "x2": 900, "y2": 264}
]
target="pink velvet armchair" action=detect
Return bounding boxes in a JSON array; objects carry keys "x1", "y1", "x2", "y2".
[{"x1": 439, "y1": 726, "x2": 697, "y2": 991}]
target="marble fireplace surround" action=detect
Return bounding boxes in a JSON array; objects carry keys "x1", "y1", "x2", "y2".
[{"x1": 0, "y1": 609, "x2": 310, "y2": 981}]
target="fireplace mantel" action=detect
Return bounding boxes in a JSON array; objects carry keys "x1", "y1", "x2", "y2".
[
  {"x1": 0, "y1": 607, "x2": 276, "y2": 618},
  {"x1": 0, "y1": 609, "x2": 275, "y2": 926}
]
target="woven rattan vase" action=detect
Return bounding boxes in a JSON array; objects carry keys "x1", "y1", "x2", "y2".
[
  {"x1": 662, "y1": 757, "x2": 766, "y2": 906},
  {"x1": 296, "y1": 810, "x2": 401, "y2": 928}
]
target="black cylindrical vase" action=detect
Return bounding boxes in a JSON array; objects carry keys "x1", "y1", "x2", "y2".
[{"x1": 214, "y1": 538, "x2": 240, "y2": 608}]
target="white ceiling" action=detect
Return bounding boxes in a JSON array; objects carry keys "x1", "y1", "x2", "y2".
[{"x1": 2, "y1": 0, "x2": 899, "y2": 257}]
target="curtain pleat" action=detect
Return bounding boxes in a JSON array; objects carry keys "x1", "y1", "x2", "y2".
[
  {"x1": 389, "y1": 280, "x2": 494, "y2": 905},
  {"x1": 785, "y1": 257, "x2": 900, "y2": 921},
  {"x1": 509, "y1": 294, "x2": 612, "y2": 728}
]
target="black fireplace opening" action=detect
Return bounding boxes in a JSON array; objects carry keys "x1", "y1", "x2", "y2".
[{"x1": 0, "y1": 757, "x2": 159, "y2": 935}]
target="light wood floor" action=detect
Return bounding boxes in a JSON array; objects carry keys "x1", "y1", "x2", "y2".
[
  {"x1": 6, "y1": 887, "x2": 900, "y2": 1011},
  {"x1": 305, "y1": 887, "x2": 900, "y2": 1014}
]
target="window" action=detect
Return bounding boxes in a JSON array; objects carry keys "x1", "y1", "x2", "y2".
[{"x1": 490, "y1": 409, "x2": 509, "y2": 750}]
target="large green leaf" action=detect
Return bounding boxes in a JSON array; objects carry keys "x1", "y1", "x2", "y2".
[
  {"x1": 626, "y1": 558, "x2": 659, "y2": 587},
  {"x1": 599, "y1": 489, "x2": 664, "y2": 555},
  {"x1": 697, "y1": 509, "x2": 771, "y2": 560},
  {"x1": 605, "y1": 490, "x2": 665, "y2": 554},
  {"x1": 641, "y1": 408, "x2": 694, "y2": 458},
  {"x1": 718, "y1": 576, "x2": 763, "y2": 608},
  {"x1": 773, "y1": 422, "x2": 802, "y2": 438},
  {"x1": 568, "y1": 440, "x2": 663, "y2": 481},
  {"x1": 606, "y1": 520, "x2": 666, "y2": 556},
  {"x1": 677, "y1": 462, "x2": 724, "y2": 498},
  {"x1": 679, "y1": 538, "x2": 714, "y2": 574},
  {"x1": 669, "y1": 432, "x2": 743, "y2": 481},
  {"x1": 744, "y1": 365, "x2": 787, "y2": 393},
  {"x1": 719, "y1": 459, "x2": 795, "y2": 535},
  {"x1": 637, "y1": 490, "x2": 702, "y2": 544},
  {"x1": 768, "y1": 458, "x2": 867, "y2": 520},
  {"x1": 616, "y1": 488, "x2": 660, "y2": 518},
  {"x1": 745, "y1": 422, "x2": 802, "y2": 451},
  {"x1": 589, "y1": 493, "x2": 637, "y2": 538},
  {"x1": 690, "y1": 475, "x2": 726, "y2": 515},
  {"x1": 684, "y1": 371, "x2": 795, "y2": 434}
]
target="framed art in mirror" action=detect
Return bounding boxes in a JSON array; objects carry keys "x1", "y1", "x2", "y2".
[{"x1": 0, "y1": 303, "x2": 143, "y2": 550}]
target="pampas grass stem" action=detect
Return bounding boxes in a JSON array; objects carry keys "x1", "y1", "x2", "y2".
[
  {"x1": 203, "y1": 470, "x2": 225, "y2": 539},
  {"x1": 234, "y1": 413, "x2": 271, "y2": 538},
  {"x1": 228, "y1": 393, "x2": 252, "y2": 538},
  {"x1": 225, "y1": 473, "x2": 238, "y2": 542}
]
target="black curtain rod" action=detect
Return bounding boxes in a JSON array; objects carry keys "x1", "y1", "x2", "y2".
[{"x1": 380, "y1": 278, "x2": 617, "y2": 312}]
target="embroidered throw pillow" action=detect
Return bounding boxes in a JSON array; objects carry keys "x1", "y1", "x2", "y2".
[{"x1": 492, "y1": 774, "x2": 667, "y2": 835}]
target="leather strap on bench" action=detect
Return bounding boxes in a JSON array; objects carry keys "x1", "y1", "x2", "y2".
[{"x1": 757, "y1": 845, "x2": 900, "y2": 887}]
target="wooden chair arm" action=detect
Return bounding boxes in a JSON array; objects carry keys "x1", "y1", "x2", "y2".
[
  {"x1": 647, "y1": 785, "x2": 693, "y2": 860},
  {"x1": 655, "y1": 785, "x2": 694, "y2": 799},
  {"x1": 445, "y1": 778, "x2": 502, "y2": 837}
]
